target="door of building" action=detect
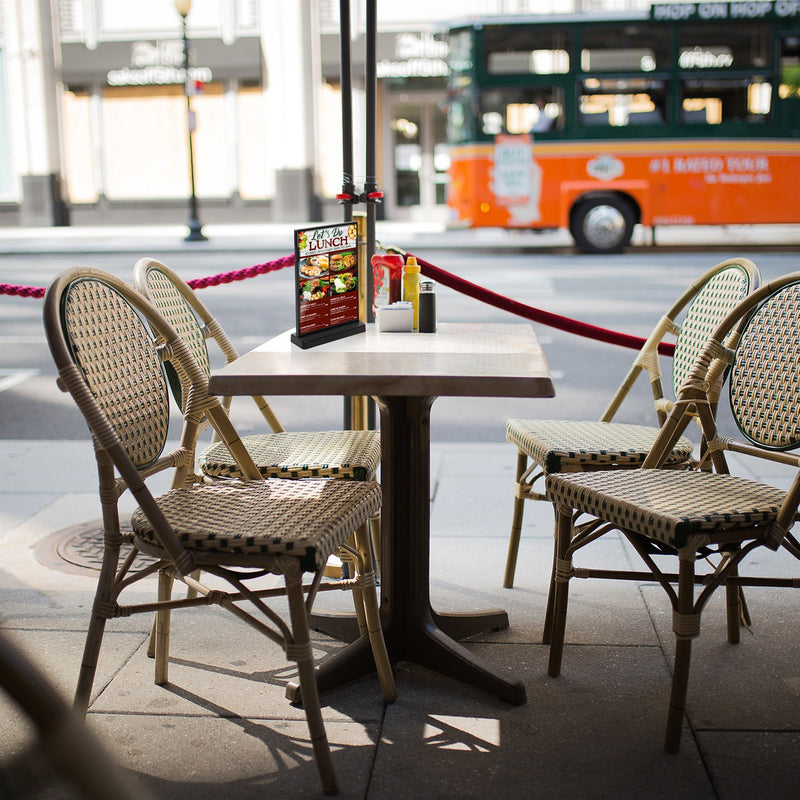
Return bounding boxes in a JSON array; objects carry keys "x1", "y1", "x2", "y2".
[{"x1": 384, "y1": 93, "x2": 448, "y2": 221}]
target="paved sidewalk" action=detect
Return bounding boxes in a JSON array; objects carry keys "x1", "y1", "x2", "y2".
[
  {"x1": 1, "y1": 220, "x2": 800, "y2": 255},
  {"x1": 1, "y1": 437, "x2": 798, "y2": 799}
]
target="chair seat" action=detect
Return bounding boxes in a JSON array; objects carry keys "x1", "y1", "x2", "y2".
[
  {"x1": 506, "y1": 419, "x2": 695, "y2": 473},
  {"x1": 131, "y1": 478, "x2": 381, "y2": 571},
  {"x1": 198, "y1": 429, "x2": 381, "y2": 480},
  {"x1": 546, "y1": 469, "x2": 785, "y2": 549}
]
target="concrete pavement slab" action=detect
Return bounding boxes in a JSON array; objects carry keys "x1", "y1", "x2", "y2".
[{"x1": 1, "y1": 438, "x2": 799, "y2": 798}]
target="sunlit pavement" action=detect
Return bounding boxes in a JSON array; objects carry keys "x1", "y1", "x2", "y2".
[{"x1": 1, "y1": 223, "x2": 799, "y2": 798}]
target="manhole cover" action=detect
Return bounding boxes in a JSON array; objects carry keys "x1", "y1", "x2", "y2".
[{"x1": 35, "y1": 518, "x2": 157, "y2": 574}]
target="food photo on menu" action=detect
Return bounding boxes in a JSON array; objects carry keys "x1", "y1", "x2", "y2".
[
  {"x1": 299, "y1": 254, "x2": 329, "y2": 278},
  {"x1": 294, "y1": 222, "x2": 361, "y2": 340},
  {"x1": 299, "y1": 277, "x2": 329, "y2": 302}
]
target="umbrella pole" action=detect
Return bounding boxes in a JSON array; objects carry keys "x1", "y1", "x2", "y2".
[
  {"x1": 338, "y1": 0, "x2": 356, "y2": 222},
  {"x1": 364, "y1": 0, "x2": 379, "y2": 326}
]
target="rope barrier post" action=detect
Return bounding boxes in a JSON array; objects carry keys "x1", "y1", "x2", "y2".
[{"x1": 352, "y1": 211, "x2": 373, "y2": 431}]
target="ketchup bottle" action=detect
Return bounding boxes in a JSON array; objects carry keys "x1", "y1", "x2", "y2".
[{"x1": 371, "y1": 253, "x2": 404, "y2": 313}]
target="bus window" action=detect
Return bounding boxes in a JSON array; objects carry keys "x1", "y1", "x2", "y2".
[
  {"x1": 580, "y1": 24, "x2": 671, "y2": 72},
  {"x1": 679, "y1": 23, "x2": 769, "y2": 70},
  {"x1": 446, "y1": 96, "x2": 474, "y2": 144},
  {"x1": 484, "y1": 27, "x2": 571, "y2": 75},
  {"x1": 480, "y1": 87, "x2": 565, "y2": 135},
  {"x1": 780, "y1": 34, "x2": 800, "y2": 99},
  {"x1": 579, "y1": 78, "x2": 666, "y2": 128},
  {"x1": 681, "y1": 77, "x2": 771, "y2": 124}
]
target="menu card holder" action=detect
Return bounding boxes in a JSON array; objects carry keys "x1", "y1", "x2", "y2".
[{"x1": 291, "y1": 222, "x2": 365, "y2": 349}]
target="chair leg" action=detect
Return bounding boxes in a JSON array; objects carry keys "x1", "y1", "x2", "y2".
[
  {"x1": 154, "y1": 569, "x2": 173, "y2": 685},
  {"x1": 147, "y1": 569, "x2": 183, "y2": 659},
  {"x1": 73, "y1": 612, "x2": 108, "y2": 716},
  {"x1": 369, "y1": 513, "x2": 382, "y2": 575},
  {"x1": 503, "y1": 450, "x2": 529, "y2": 588},
  {"x1": 725, "y1": 581, "x2": 742, "y2": 645},
  {"x1": 547, "y1": 504, "x2": 573, "y2": 678},
  {"x1": 665, "y1": 554, "x2": 699, "y2": 753},
  {"x1": 541, "y1": 522, "x2": 558, "y2": 645},
  {"x1": 353, "y1": 523, "x2": 397, "y2": 703},
  {"x1": 74, "y1": 526, "x2": 118, "y2": 715},
  {"x1": 723, "y1": 546, "x2": 744, "y2": 644},
  {"x1": 284, "y1": 565, "x2": 338, "y2": 796}
]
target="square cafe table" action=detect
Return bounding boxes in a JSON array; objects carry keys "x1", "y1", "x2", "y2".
[{"x1": 208, "y1": 322, "x2": 554, "y2": 705}]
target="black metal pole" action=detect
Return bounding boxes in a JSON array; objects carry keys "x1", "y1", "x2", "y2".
[
  {"x1": 364, "y1": 0, "x2": 378, "y2": 326},
  {"x1": 181, "y1": 14, "x2": 206, "y2": 242},
  {"x1": 340, "y1": 0, "x2": 354, "y2": 429},
  {"x1": 339, "y1": 0, "x2": 355, "y2": 223}
]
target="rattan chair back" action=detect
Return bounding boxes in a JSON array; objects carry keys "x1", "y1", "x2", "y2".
[
  {"x1": 45, "y1": 267, "x2": 261, "y2": 491},
  {"x1": 133, "y1": 257, "x2": 283, "y2": 432},
  {"x1": 600, "y1": 257, "x2": 760, "y2": 423},
  {"x1": 728, "y1": 282, "x2": 800, "y2": 450},
  {"x1": 671, "y1": 262, "x2": 757, "y2": 399},
  {"x1": 644, "y1": 271, "x2": 800, "y2": 484}
]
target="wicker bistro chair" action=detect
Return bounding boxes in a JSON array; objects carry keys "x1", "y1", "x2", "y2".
[
  {"x1": 504, "y1": 258, "x2": 760, "y2": 593},
  {"x1": 133, "y1": 257, "x2": 382, "y2": 580},
  {"x1": 544, "y1": 271, "x2": 800, "y2": 753},
  {"x1": 43, "y1": 267, "x2": 396, "y2": 796},
  {"x1": 132, "y1": 257, "x2": 380, "y2": 483}
]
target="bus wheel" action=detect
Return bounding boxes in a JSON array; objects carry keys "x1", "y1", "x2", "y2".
[{"x1": 570, "y1": 196, "x2": 635, "y2": 254}]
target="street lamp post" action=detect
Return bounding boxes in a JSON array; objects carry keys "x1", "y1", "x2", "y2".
[{"x1": 175, "y1": 0, "x2": 207, "y2": 242}]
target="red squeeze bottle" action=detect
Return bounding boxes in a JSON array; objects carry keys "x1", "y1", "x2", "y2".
[{"x1": 371, "y1": 253, "x2": 405, "y2": 309}]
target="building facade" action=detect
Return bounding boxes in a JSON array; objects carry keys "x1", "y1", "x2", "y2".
[{"x1": 0, "y1": 0, "x2": 643, "y2": 227}]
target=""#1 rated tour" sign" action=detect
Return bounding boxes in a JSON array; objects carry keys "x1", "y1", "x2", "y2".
[{"x1": 291, "y1": 222, "x2": 365, "y2": 349}]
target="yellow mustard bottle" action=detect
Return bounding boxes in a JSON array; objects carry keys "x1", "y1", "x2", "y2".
[{"x1": 403, "y1": 256, "x2": 421, "y2": 330}]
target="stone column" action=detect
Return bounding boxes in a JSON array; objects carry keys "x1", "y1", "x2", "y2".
[
  {"x1": 2, "y1": 0, "x2": 69, "y2": 226},
  {"x1": 261, "y1": 0, "x2": 322, "y2": 222}
]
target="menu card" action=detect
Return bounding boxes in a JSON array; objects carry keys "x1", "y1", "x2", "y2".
[{"x1": 291, "y1": 222, "x2": 365, "y2": 349}]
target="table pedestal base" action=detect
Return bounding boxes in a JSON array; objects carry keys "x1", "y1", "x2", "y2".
[
  {"x1": 289, "y1": 607, "x2": 525, "y2": 707},
  {"x1": 290, "y1": 395, "x2": 526, "y2": 707},
  {"x1": 309, "y1": 606, "x2": 509, "y2": 644}
]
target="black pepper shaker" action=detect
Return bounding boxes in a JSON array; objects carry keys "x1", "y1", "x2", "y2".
[{"x1": 418, "y1": 280, "x2": 437, "y2": 333}]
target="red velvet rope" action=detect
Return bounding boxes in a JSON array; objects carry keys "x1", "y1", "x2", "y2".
[
  {"x1": 0, "y1": 254, "x2": 296, "y2": 299},
  {"x1": 0, "y1": 283, "x2": 45, "y2": 298},
  {"x1": 186, "y1": 254, "x2": 295, "y2": 289},
  {"x1": 409, "y1": 253, "x2": 675, "y2": 357},
  {"x1": 0, "y1": 249, "x2": 672, "y2": 356}
]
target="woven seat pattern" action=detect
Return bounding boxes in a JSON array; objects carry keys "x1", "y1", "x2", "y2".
[
  {"x1": 671, "y1": 266, "x2": 753, "y2": 394},
  {"x1": 131, "y1": 478, "x2": 381, "y2": 571},
  {"x1": 506, "y1": 419, "x2": 695, "y2": 474},
  {"x1": 729, "y1": 283, "x2": 800, "y2": 450},
  {"x1": 141, "y1": 266, "x2": 211, "y2": 375},
  {"x1": 200, "y1": 429, "x2": 381, "y2": 480},
  {"x1": 546, "y1": 469, "x2": 784, "y2": 549},
  {"x1": 63, "y1": 279, "x2": 170, "y2": 468}
]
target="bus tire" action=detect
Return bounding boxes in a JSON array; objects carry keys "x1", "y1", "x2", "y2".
[{"x1": 570, "y1": 196, "x2": 636, "y2": 254}]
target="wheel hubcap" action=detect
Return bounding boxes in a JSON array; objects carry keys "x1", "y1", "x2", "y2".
[{"x1": 583, "y1": 205, "x2": 625, "y2": 249}]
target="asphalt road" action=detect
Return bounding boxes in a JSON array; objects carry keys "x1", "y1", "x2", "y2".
[{"x1": 1, "y1": 243, "x2": 798, "y2": 442}]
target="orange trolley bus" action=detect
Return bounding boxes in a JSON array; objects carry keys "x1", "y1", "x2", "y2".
[{"x1": 444, "y1": 1, "x2": 800, "y2": 253}]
